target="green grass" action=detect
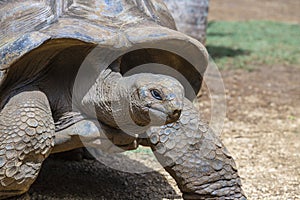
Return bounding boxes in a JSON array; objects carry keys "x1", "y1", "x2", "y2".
[
  {"x1": 124, "y1": 146, "x2": 153, "y2": 154},
  {"x1": 206, "y1": 21, "x2": 300, "y2": 70}
]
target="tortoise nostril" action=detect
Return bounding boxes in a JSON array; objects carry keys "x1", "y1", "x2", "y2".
[
  {"x1": 166, "y1": 109, "x2": 182, "y2": 124},
  {"x1": 173, "y1": 109, "x2": 182, "y2": 117}
]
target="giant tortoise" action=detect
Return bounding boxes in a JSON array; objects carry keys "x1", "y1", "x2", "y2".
[{"x1": 0, "y1": 0, "x2": 246, "y2": 199}]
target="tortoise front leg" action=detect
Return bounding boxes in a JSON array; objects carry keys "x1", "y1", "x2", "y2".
[
  {"x1": 52, "y1": 119, "x2": 138, "y2": 154},
  {"x1": 0, "y1": 90, "x2": 55, "y2": 199},
  {"x1": 147, "y1": 99, "x2": 246, "y2": 200}
]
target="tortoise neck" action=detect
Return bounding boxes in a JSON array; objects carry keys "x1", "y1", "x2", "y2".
[{"x1": 81, "y1": 69, "x2": 131, "y2": 128}]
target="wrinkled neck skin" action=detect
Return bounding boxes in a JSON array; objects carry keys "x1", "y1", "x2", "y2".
[{"x1": 81, "y1": 70, "x2": 150, "y2": 130}]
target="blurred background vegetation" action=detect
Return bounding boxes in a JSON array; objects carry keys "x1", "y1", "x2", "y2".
[
  {"x1": 165, "y1": 0, "x2": 300, "y2": 70},
  {"x1": 206, "y1": 21, "x2": 300, "y2": 70},
  {"x1": 206, "y1": 0, "x2": 300, "y2": 70}
]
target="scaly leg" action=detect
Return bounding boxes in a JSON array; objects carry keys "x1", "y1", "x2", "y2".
[
  {"x1": 0, "y1": 90, "x2": 55, "y2": 199},
  {"x1": 147, "y1": 99, "x2": 246, "y2": 199}
]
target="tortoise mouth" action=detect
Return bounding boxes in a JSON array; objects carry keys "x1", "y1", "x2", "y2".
[{"x1": 147, "y1": 107, "x2": 181, "y2": 125}]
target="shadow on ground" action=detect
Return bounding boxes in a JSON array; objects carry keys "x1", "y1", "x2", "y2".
[
  {"x1": 29, "y1": 153, "x2": 179, "y2": 200},
  {"x1": 206, "y1": 45, "x2": 250, "y2": 59}
]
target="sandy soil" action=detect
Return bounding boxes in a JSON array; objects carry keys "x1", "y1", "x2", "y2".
[
  {"x1": 198, "y1": 66, "x2": 300, "y2": 199},
  {"x1": 207, "y1": 2, "x2": 300, "y2": 198}
]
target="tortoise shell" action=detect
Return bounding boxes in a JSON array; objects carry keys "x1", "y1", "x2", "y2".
[{"x1": 0, "y1": 0, "x2": 208, "y2": 105}]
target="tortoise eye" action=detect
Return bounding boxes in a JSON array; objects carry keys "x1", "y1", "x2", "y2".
[{"x1": 150, "y1": 89, "x2": 163, "y2": 100}]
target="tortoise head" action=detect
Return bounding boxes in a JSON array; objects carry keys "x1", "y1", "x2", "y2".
[{"x1": 122, "y1": 73, "x2": 184, "y2": 126}]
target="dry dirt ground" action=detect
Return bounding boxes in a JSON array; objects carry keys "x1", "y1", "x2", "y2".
[
  {"x1": 208, "y1": 1, "x2": 300, "y2": 199},
  {"x1": 209, "y1": 0, "x2": 300, "y2": 23},
  {"x1": 19, "y1": 1, "x2": 300, "y2": 199},
  {"x1": 198, "y1": 66, "x2": 300, "y2": 199}
]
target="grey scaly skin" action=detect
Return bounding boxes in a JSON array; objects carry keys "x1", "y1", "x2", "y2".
[
  {"x1": 79, "y1": 70, "x2": 246, "y2": 199},
  {"x1": 0, "y1": 89, "x2": 55, "y2": 199},
  {"x1": 147, "y1": 99, "x2": 246, "y2": 199},
  {"x1": 0, "y1": 69, "x2": 246, "y2": 199},
  {"x1": 0, "y1": 70, "x2": 184, "y2": 199},
  {"x1": 58, "y1": 70, "x2": 246, "y2": 199}
]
